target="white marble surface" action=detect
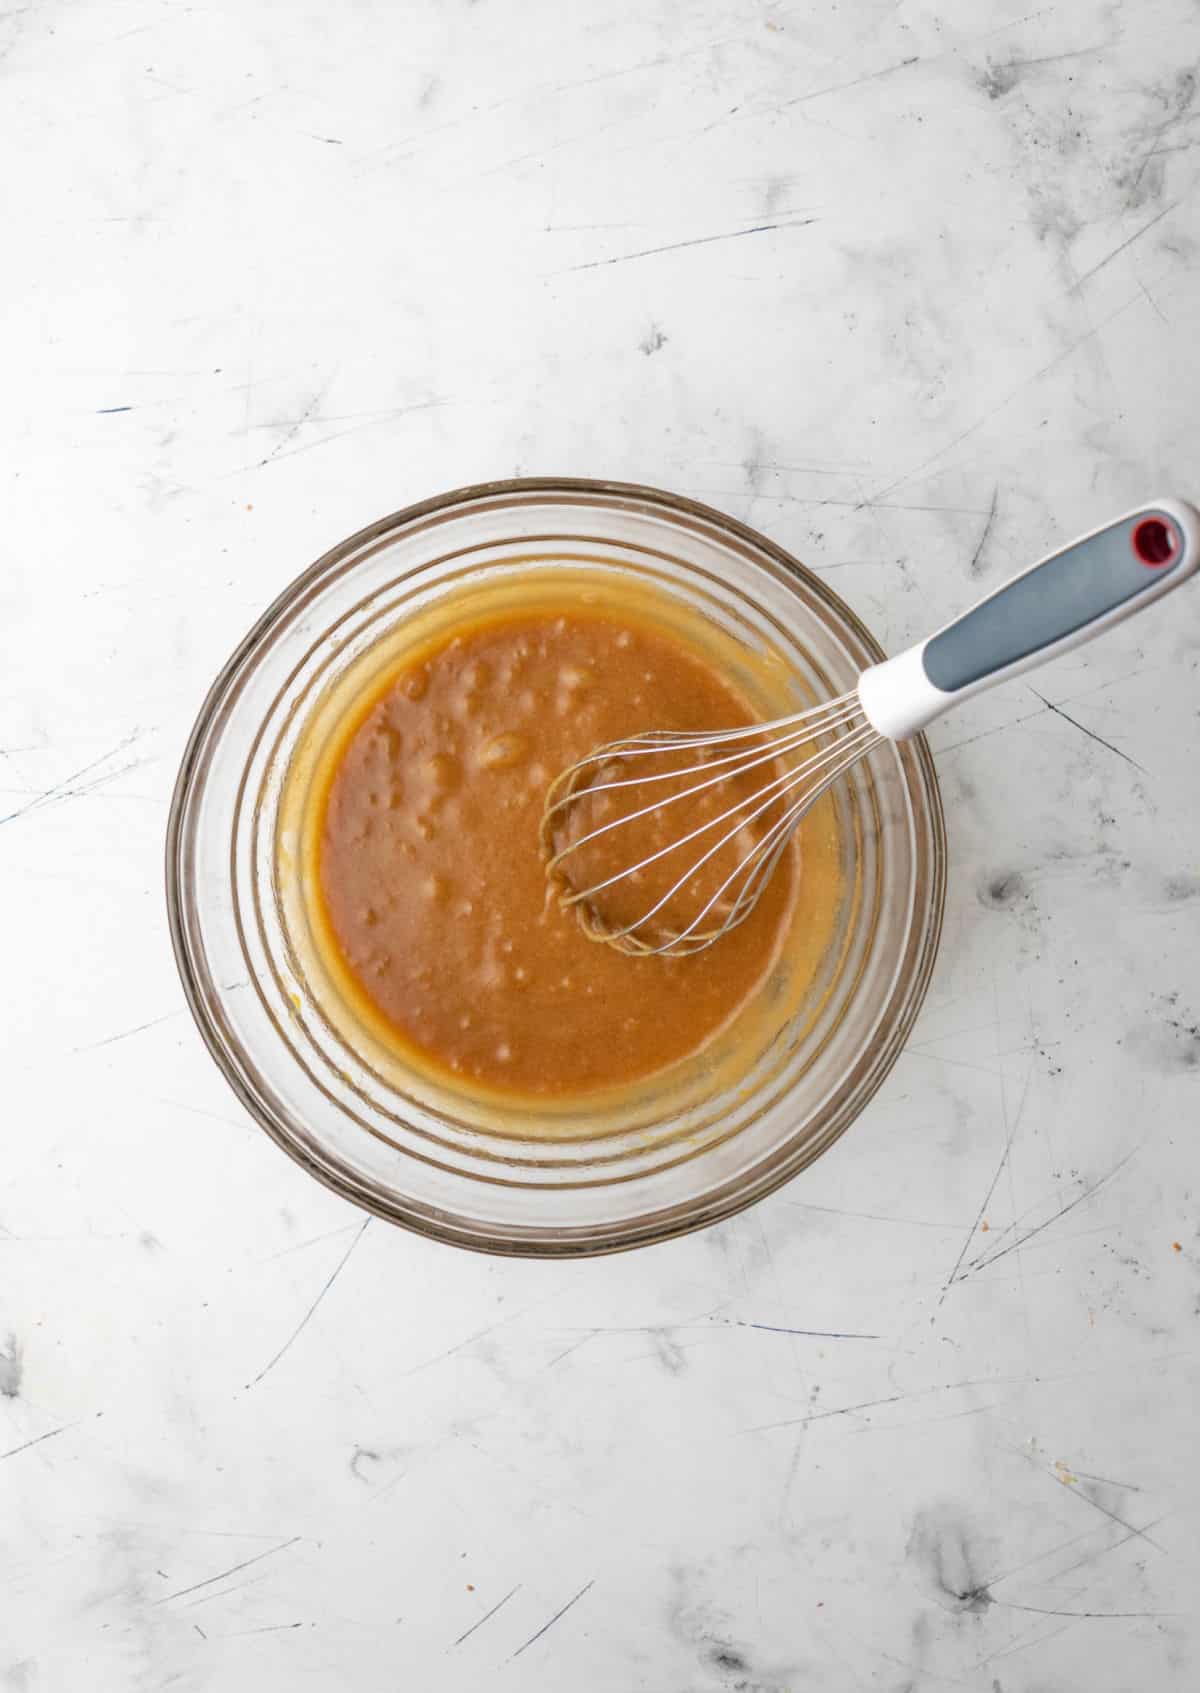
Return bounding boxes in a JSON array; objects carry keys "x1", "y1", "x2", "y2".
[{"x1": 4, "y1": 1, "x2": 1200, "y2": 1687}]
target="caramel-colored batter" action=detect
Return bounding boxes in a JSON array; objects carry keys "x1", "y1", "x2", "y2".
[{"x1": 314, "y1": 610, "x2": 834, "y2": 1096}]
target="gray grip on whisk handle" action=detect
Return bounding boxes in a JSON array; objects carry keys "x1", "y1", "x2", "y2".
[
  {"x1": 856, "y1": 497, "x2": 1200, "y2": 740},
  {"x1": 923, "y1": 507, "x2": 1191, "y2": 692}
]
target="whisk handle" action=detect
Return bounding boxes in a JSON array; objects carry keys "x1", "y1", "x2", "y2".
[{"x1": 858, "y1": 497, "x2": 1200, "y2": 739}]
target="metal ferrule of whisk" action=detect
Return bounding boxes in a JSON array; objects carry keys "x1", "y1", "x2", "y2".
[{"x1": 540, "y1": 692, "x2": 880, "y2": 958}]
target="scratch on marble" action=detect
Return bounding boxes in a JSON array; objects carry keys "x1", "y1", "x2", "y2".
[
  {"x1": 1, "y1": 1421, "x2": 77, "y2": 1463},
  {"x1": 1062, "y1": 1495, "x2": 1166, "y2": 1567},
  {"x1": 155, "y1": 1097, "x2": 252, "y2": 1134},
  {"x1": 862, "y1": 285, "x2": 1155, "y2": 505},
  {"x1": 780, "y1": 56, "x2": 920, "y2": 109},
  {"x1": 257, "y1": 386, "x2": 329, "y2": 468},
  {"x1": 508, "y1": 1579, "x2": 595, "y2": 1660},
  {"x1": 0, "y1": 733, "x2": 147, "y2": 827},
  {"x1": 404, "y1": 1316, "x2": 514, "y2": 1377},
  {"x1": 690, "y1": 490, "x2": 995, "y2": 515},
  {"x1": 746, "y1": 1392, "x2": 907, "y2": 1433},
  {"x1": 1043, "y1": 1468, "x2": 1163, "y2": 1551},
  {"x1": 968, "y1": 484, "x2": 999, "y2": 576},
  {"x1": 356, "y1": 36, "x2": 747, "y2": 174},
  {"x1": 964, "y1": 1149, "x2": 1138, "y2": 1279},
  {"x1": 225, "y1": 1621, "x2": 306, "y2": 1635},
  {"x1": 1067, "y1": 1466, "x2": 1144, "y2": 1493},
  {"x1": 155, "y1": 1537, "x2": 301, "y2": 1605},
  {"x1": 935, "y1": 705, "x2": 1050, "y2": 756},
  {"x1": 1005, "y1": 1601, "x2": 1177, "y2": 1619},
  {"x1": 260, "y1": 1222, "x2": 362, "y2": 1262},
  {"x1": 247, "y1": 1218, "x2": 371, "y2": 1388},
  {"x1": 404, "y1": 1287, "x2": 567, "y2": 1377},
  {"x1": 971, "y1": 1518, "x2": 1170, "y2": 1669},
  {"x1": 976, "y1": 1616, "x2": 1090, "y2": 1673},
  {"x1": 736, "y1": 1322, "x2": 881, "y2": 1340},
  {"x1": 902, "y1": 1046, "x2": 1005, "y2": 1079},
  {"x1": 1026, "y1": 687, "x2": 1144, "y2": 771},
  {"x1": 74, "y1": 1010, "x2": 184, "y2": 1053},
  {"x1": 1123, "y1": 73, "x2": 1197, "y2": 206},
  {"x1": 564, "y1": 219, "x2": 817, "y2": 273},
  {"x1": 781, "y1": 1199, "x2": 968, "y2": 1230},
  {"x1": 978, "y1": 45, "x2": 1109, "y2": 100},
  {"x1": 1052, "y1": 1517, "x2": 1165, "y2": 1583},
  {"x1": 1069, "y1": 200, "x2": 1181, "y2": 292},
  {"x1": 476, "y1": 113, "x2": 634, "y2": 181},
  {"x1": 452, "y1": 1583, "x2": 521, "y2": 1647},
  {"x1": 242, "y1": 399, "x2": 448, "y2": 472},
  {"x1": 183, "y1": 1571, "x2": 282, "y2": 1610},
  {"x1": 543, "y1": 1331, "x2": 598, "y2": 1369},
  {"x1": 981, "y1": 1518, "x2": 1138, "y2": 1595},
  {"x1": 1137, "y1": 277, "x2": 1170, "y2": 324},
  {"x1": 937, "y1": 1059, "x2": 1035, "y2": 1304}
]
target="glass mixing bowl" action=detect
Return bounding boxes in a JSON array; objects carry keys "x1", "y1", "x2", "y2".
[{"x1": 166, "y1": 480, "x2": 945, "y2": 1256}]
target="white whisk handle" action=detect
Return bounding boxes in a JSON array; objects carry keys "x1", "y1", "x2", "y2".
[{"x1": 856, "y1": 497, "x2": 1200, "y2": 740}]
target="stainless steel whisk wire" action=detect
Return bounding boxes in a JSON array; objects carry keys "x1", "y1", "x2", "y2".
[{"x1": 542, "y1": 691, "x2": 879, "y2": 956}]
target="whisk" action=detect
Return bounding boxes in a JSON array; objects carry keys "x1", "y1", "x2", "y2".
[{"x1": 542, "y1": 498, "x2": 1200, "y2": 957}]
